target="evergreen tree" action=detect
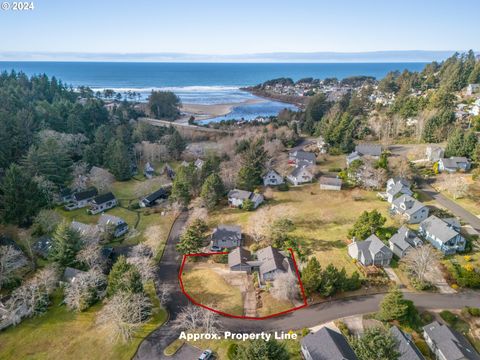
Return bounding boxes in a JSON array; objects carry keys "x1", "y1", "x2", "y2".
[
  {"x1": 49, "y1": 221, "x2": 83, "y2": 267},
  {"x1": 351, "y1": 327, "x2": 400, "y2": 360},
  {"x1": 200, "y1": 172, "x2": 225, "y2": 210},
  {"x1": 171, "y1": 164, "x2": 196, "y2": 205},
  {"x1": 0, "y1": 163, "x2": 47, "y2": 226},
  {"x1": 236, "y1": 139, "x2": 268, "y2": 191},
  {"x1": 234, "y1": 339, "x2": 289, "y2": 360},
  {"x1": 348, "y1": 210, "x2": 386, "y2": 240},
  {"x1": 301, "y1": 257, "x2": 322, "y2": 296},
  {"x1": 148, "y1": 91, "x2": 181, "y2": 120},
  {"x1": 105, "y1": 139, "x2": 132, "y2": 181},
  {"x1": 377, "y1": 287, "x2": 409, "y2": 321},
  {"x1": 106, "y1": 256, "x2": 143, "y2": 296},
  {"x1": 176, "y1": 219, "x2": 207, "y2": 254},
  {"x1": 165, "y1": 129, "x2": 186, "y2": 160}
]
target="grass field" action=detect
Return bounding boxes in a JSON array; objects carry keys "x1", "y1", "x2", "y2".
[
  {"x1": 257, "y1": 292, "x2": 295, "y2": 317},
  {"x1": 0, "y1": 282, "x2": 167, "y2": 360},
  {"x1": 208, "y1": 184, "x2": 394, "y2": 275},
  {"x1": 181, "y1": 267, "x2": 244, "y2": 316}
]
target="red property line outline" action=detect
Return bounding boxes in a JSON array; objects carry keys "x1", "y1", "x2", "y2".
[{"x1": 178, "y1": 248, "x2": 308, "y2": 320}]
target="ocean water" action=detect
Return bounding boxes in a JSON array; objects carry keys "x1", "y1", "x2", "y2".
[{"x1": 0, "y1": 61, "x2": 426, "y2": 120}]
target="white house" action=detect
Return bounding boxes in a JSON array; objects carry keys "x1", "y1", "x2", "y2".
[
  {"x1": 287, "y1": 166, "x2": 314, "y2": 186},
  {"x1": 419, "y1": 216, "x2": 466, "y2": 255},
  {"x1": 88, "y1": 192, "x2": 117, "y2": 215},
  {"x1": 384, "y1": 177, "x2": 413, "y2": 203},
  {"x1": 348, "y1": 234, "x2": 393, "y2": 267},
  {"x1": 390, "y1": 195, "x2": 429, "y2": 224},
  {"x1": 227, "y1": 189, "x2": 264, "y2": 209},
  {"x1": 263, "y1": 169, "x2": 284, "y2": 186},
  {"x1": 319, "y1": 176, "x2": 342, "y2": 191}
]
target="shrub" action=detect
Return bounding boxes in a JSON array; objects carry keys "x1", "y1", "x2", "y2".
[
  {"x1": 467, "y1": 307, "x2": 480, "y2": 317},
  {"x1": 336, "y1": 321, "x2": 351, "y2": 337},
  {"x1": 328, "y1": 167, "x2": 342, "y2": 173},
  {"x1": 277, "y1": 182, "x2": 290, "y2": 192},
  {"x1": 439, "y1": 310, "x2": 457, "y2": 325},
  {"x1": 420, "y1": 311, "x2": 434, "y2": 324},
  {"x1": 242, "y1": 199, "x2": 255, "y2": 211},
  {"x1": 301, "y1": 328, "x2": 310, "y2": 337},
  {"x1": 226, "y1": 343, "x2": 238, "y2": 360}
]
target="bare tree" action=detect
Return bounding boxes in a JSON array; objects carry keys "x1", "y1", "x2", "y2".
[
  {"x1": 72, "y1": 161, "x2": 89, "y2": 190},
  {"x1": 401, "y1": 245, "x2": 441, "y2": 284},
  {"x1": 0, "y1": 245, "x2": 29, "y2": 289},
  {"x1": 88, "y1": 167, "x2": 115, "y2": 193},
  {"x1": 271, "y1": 272, "x2": 299, "y2": 301},
  {"x1": 33, "y1": 209, "x2": 62, "y2": 235},
  {"x1": 76, "y1": 244, "x2": 107, "y2": 271},
  {"x1": 127, "y1": 255, "x2": 155, "y2": 283},
  {"x1": 157, "y1": 283, "x2": 173, "y2": 306},
  {"x1": 64, "y1": 269, "x2": 107, "y2": 311},
  {"x1": 247, "y1": 207, "x2": 271, "y2": 243},
  {"x1": 172, "y1": 303, "x2": 220, "y2": 333},
  {"x1": 389, "y1": 156, "x2": 414, "y2": 181},
  {"x1": 200, "y1": 307, "x2": 221, "y2": 334},
  {"x1": 129, "y1": 243, "x2": 153, "y2": 258},
  {"x1": 97, "y1": 292, "x2": 152, "y2": 343},
  {"x1": 438, "y1": 174, "x2": 468, "y2": 200}
]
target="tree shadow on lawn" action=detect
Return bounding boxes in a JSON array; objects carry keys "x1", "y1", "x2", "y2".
[{"x1": 294, "y1": 217, "x2": 350, "y2": 231}]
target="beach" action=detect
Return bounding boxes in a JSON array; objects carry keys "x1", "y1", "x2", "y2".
[{"x1": 180, "y1": 98, "x2": 266, "y2": 121}]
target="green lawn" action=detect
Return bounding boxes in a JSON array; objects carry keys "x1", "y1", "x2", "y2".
[{"x1": 0, "y1": 282, "x2": 167, "y2": 360}]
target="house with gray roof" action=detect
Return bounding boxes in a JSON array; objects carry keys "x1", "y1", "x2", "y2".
[
  {"x1": 64, "y1": 187, "x2": 98, "y2": 211},
  {"x1": 228, "y1": 247, "x2": 252, "y2": 272},
  {"x1": 388, "y1": 226, "x2": 423, "y2": 258},
  {"x1": 391, "y1": 326, "x2": 425, "y2": 360},
  {"x1": 210, "y1": 225, "x2": 242, "y2": 251},
  {"x1": 301, "y1": 327, "x2": 358, "y2": 360},
  {"x1": 423, "y1": 321, "x2": 480, "y2": 360},
  {"x1": 390, "y1": 195, "x2": 429, "y2": 224},
  {"x1": 384, "y1": 177, "x2": 413, "y2": 203},
  {"x1": 144, "y1": 162, "x2": 155, "y2": 179},
  {"x1": 62, "y1": 267, "x2": 86, "y2": 284},
  {"x1": 227, "y1": 189, "x2": 264, "y2": 209},
  {"x1": 98, "y1": 214, "x2": 129, "y2": 238},
  {"x1": 346, "y1": 151, "x2": 362, "y2": 166},
  {"x1": 419, "y1": 215, "x2": 466, "y2": 255},
  {"x1": 348, "y1": 234, "x2": 393, "y2": 266},
  {"x1": 263, "y1": 169, "x2": 284, "y2": 186},
  {"x1": 288, "y1": 150, "x2": 316, "y2": 167},
  {"x1": 88, "y1": 192, "x2": 117, "y2": 215},
  {"x1": 438, "y1": 157, "x2": 471, "y2": 173},
  {"x1": 347, "y1": 144, "x2": 382, "y2": 166},
  {"x1": 319, "y1": 176, "x2": 342, "y2": 191},
  {"x1": 287, "y1": 166, "x2": 314, "y2": 186}
]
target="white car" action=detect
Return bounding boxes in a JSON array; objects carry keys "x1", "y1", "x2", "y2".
[{"x1": 198, "y1": 349, "x2": 213, "y2": 360}]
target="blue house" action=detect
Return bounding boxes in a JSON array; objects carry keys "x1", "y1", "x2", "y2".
[{"x1": 419, "y1": 215, "x2": 465, "y2": 255}]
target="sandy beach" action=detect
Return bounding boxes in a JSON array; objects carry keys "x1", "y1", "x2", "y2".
[{"x1": 180, "y1": 98, "x2": 266, "y2": 120}]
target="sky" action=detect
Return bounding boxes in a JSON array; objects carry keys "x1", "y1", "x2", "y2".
[{"x1": 0, "y1": 0, "x2": 479, "y2": 60}]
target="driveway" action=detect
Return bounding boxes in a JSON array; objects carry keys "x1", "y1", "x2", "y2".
[{"x1": 419, "y1": 182, "x2": 480, "y2": 232}]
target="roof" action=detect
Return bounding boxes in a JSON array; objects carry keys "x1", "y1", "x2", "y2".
[
  {"x1": 319, "y1": 176, "x2": 342, "y2": 187},
  {"x1": 257, "y1": 246, "x2": 289, "y2": 276},
  {"x1": 420, "y1": 215, "x2": 460, "y2": 243},
  {"x1": 390, "y1": 326, "x2": 425, "y2": 360},
  {"x1": 263, "y1": 169, "x2": 282, "y2": 178},
  {"x1": 228, "y1": 189, "x2": 252, "y2": 200},
  {"x1": 350, "y1": 234, "x2": 392, "y2": 263},
  {"x1": 63, "y1": 267, "x2": 86, "y2": 283},
  {"x1": 228, "y1": 247, "x2": 251, "y2": 268},
  {"x1": 74, "y1": 188, "x2": 98, "y2": 201},
  {"x1": 301, "y1": 327, "x2": 358, "y2": 360},
  {"x1": 289, "y1": 166, "x2": 313, "y2": 178},
  {"x1": 290, "y1": 150, "x2": 316, "y2": 163},
  {"x1": 98, "y1": 214, "x2": 125, "y2": 226},
  {"x1": 347, "y1": 151, "x2": 361, "y2": 163},
  {"x1": 440, "y1": 157, "x2": 470, "y2": 168},
  {"x1": 92, "y1": 192, "x2": 116, "y2": 204},
  {"x1": 389, "y1": 226, "x2": 422, "y2": 252},
  {"x1": 392, "y1": 195, "x2": 427, "y2": 216},
  {"x1": 423, "y1": 321, "x2": 480, "y2": 360},
  {"x1": 142, "y1": 188, "x2": 168, "y2": 203},
  {"x1": 212, "y1": 225, "x2": 241, "y2": 244},
  {"x1": 355, "y1": 143, "x2": 382, "y2": 157},
  {"x1": 387, "y1": 178, "x2": 412, "y2": 197}
]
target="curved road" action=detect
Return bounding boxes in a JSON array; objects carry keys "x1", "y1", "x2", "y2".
[{"x1": 135, "y1": 213, "x2": 480, "y2": 359}]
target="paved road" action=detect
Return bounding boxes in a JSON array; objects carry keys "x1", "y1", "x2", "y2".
[
  {"x1": 134, "y1": 212, "x2": 480, "y2": 360},
  {"x1": 419, "y1": 182, "x2": 480, "y2": 232}
]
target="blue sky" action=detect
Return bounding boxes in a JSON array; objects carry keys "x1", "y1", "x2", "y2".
[{"x1": 0, "y1": 0, "x2": 478, "y2": 58}]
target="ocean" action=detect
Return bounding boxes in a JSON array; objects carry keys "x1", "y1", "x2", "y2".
[{"x1": 0, "y1": 61, "x2": 427, "y2": 121}]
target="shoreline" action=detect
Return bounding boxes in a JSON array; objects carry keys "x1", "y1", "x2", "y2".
[{"x1": 179, "y1": 98, "x2": 266, "y2": 121}]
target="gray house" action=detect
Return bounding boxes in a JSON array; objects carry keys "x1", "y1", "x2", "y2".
[
  {"x1": 228, "y1": 247, "x2": 252, "y2": 272},
  {"x1": 348, "y1": 234, "x2": 393, "y2": 266},
  {"x1": 227, "y1": 189, "x2": 264, "y2": 209},
  {"x1": 319, "y1": 176, "x2": 342, "y2": 191},
  {"x1": 288, "y1": 150, "x2": 316, "y2": 167},
  {"x1": 438, "y1": 157, "x2": 471, "y2": 173},
  {"x1": 287, "y1": 166, "x2": 314, "y2": 186},
  {"x1": 301, "y1": 327, "x2": 358, "y2": 360},
  {"x1": 390, "y1": 326, "x2": 425, "y2": 360},
  {"x1": 391, "y1": 195, "x2": 429, "y2": 224},
  {"x1": 88, "y1": 192, "x2": 117, "y2": 215},
  {"x1": 384, "y1": 177, "x2": 413, "y2": 203},
  {"x1": 389, "y1": 226, "x2": 423, "y2": 258},
  {"x1": 347, "y1": 143, "x2": 382, "y2": 166},
  {"x1": 423, "y1": 321, "x2": 480, "y2": 360},
  {"x1": 263, "y1": 169, "x2": 284, "y2": 186},
  {"x1": 419, "y1": 215, "x2": 466, "y2": 255},
  {"x1": 144, "y1": 162, "x2": 155, "y2": 179},
  {"x1": 98, "y1": 214, "x2": 129, "y2": 238},
  {"x1": 210, "y1": 225, "x2": 242, "y2": 251}
]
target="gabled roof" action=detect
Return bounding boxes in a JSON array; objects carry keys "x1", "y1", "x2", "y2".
[
  {"x1": 319, "y1": 176, "x2": 342, "y2": 187},
  {"x1": 73, "y1": 188, "x2": 98, "y2": 201},
  {"x1": 289, "y1": 150, "x2": 316, "y2": 163},
  {"x1": 420, "y1": 215, "x2": 460, "y2": 243},
  {"x1": 301, "y1": 327, "x2": 358, "y2": 360},
  {"x1": 92, "y1": 192, "x2": 116, "y2": 205},
  {"x1": 289, "y1": 166, "x2": 313, "y2": 178},
  {"x1": 391, "y1": 326, "x2": 425, "y2": 360},
  {"x1": 440, "y1": 157, "x2": 470, "y2": 168},
  {"x1": 228, "y1": 189, "x2": 252, "y2": 200},
  {"x1": 228, "y1": 247, "x2": 251, "y2": 268},
  {"x1": 263, "y1": 169, "x2": 282, "y2": 178},
  {"x1": 63, "y1": 267, "x2": 86, "y2": 283},
  {"x1": 392, "y1": 195, "x2": 426, "y2": 216},
  {"x1": 355, "y1": 143, "x2": 382, "y2": 157},
  {"x1": 257, "y1": 246, "x2": 289, "y2": 275},
  {"x1": 389, "y1": 226, "x2": 422, "y2": 252},
  {"x1": 212, "y1": 225, "x2": 241, "y2": 243},
  {"x1": 142, "y1": 188, "x2": 168, "y2": 203},
  {"x1": 70, "y1": 221, "x2": 99, "y2": 235},
  {"x1": 423, "y1": 321, "x2": 480, "y2": 360},
  {"x1": 350, "y1": 234, "x2": 392, "y2": 263}
]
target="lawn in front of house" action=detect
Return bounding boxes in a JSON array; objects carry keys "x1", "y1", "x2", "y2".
[
  {"x1": 0, "y1": 282, "x2": 167, "y2": 360},
  {"x1": 181, "y1": 266, "x2": 244, "y2": 316}
]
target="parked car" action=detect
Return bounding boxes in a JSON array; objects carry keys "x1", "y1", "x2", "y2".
[{"x1": 199, "y1": 349, "x2": 213, "y2": 360}]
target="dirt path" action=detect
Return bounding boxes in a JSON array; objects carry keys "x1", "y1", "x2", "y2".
[{"x1": 243, "y1": 275, "x2": 257, "y2": 317}]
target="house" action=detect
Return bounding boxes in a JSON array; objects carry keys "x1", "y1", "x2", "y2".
[
  {"x1": 98, "y1": 214, "x2": 129, "y2": 238},
  {"x1": 438, "y1": 157, "x2": 471, "y2": 173},
  {"x1": 346, "y1": 151, "x2": 362, "y2": 166},
  {"x1": 316, "y1": 136, "x2": 328, "y2": 154},
  {"x1": 70, "y1": 221, "x2": 101, "y2": 240},
  {"x1": 287, "y1": 166, "x2": 314, "y2": 186},
  {"x1": 227, "y1": 189, "x2": 264, "y2": 209},
  {"x1": 288, "y1": 150, "x2": 316, "y2": 167},
  {"x1": 423, "y1": 321, "x2": 480, "y2": 360},
  {"x1": 388, "y1": 226, "x2": 423, "y2": 258},
  {"x1": 228, "y1": 246, "x2": 294, "y2": 283},
  {"x1": 194, "y1": 158, "x2": 205, "y2": 169},
  {"x1": 466, "y1": 83, "x2": 480, "y2": 96},
  {"x1": 319, "y1": 176, "x2": 342, "y2": 191},
  {"x1": 64, "y1": 188, "x2": 98, "y2": 211},
  {"x1": 390, "y1": 195, "x2": 429, "y2": 224},
  {"x1": 390, "y1": 326, "x2": 425, "y2": 360},
  {"x1": 163, "y1": 164, "x2": 176, "y2": 179},
  {"x1": 301, "y1": 327, "x2": 358, "y2": 360},
  {"x1": 347, "y1": 143, "x2": 382, "y2": 166},
  {"x1": 210, "y1": 225, "x2": 242, "y2": 251},
  {"x1": 384, "y1": 177, "x2": 413, "y2": 203},
  {"x1": 419, "y1": 215, "x2": 466, "y2": 255},
  {"x1": 426, "y1": 146, "x2": 445, "y2": 162},
  {"x1": 139, "y1": 188, "x2": 168, "y2": 207},
  {"x1": 144, "y1": 162, "x2": 155, "y2": 179},
  {"x1": 88, "y1": 192, "x2": 117, "y2": 215},
  {"x1": 263, "y1": 169, "x2": 284, "y2": 186},
  {"x1": 32, "y1": 236, "x2": 52, "y2": 258},
  {"x1": 62, "y1": 267, "x2": 86, "y2": 284},
  {"x1": 348, "y1": 234, "x2": 393, "y2": 267}
]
